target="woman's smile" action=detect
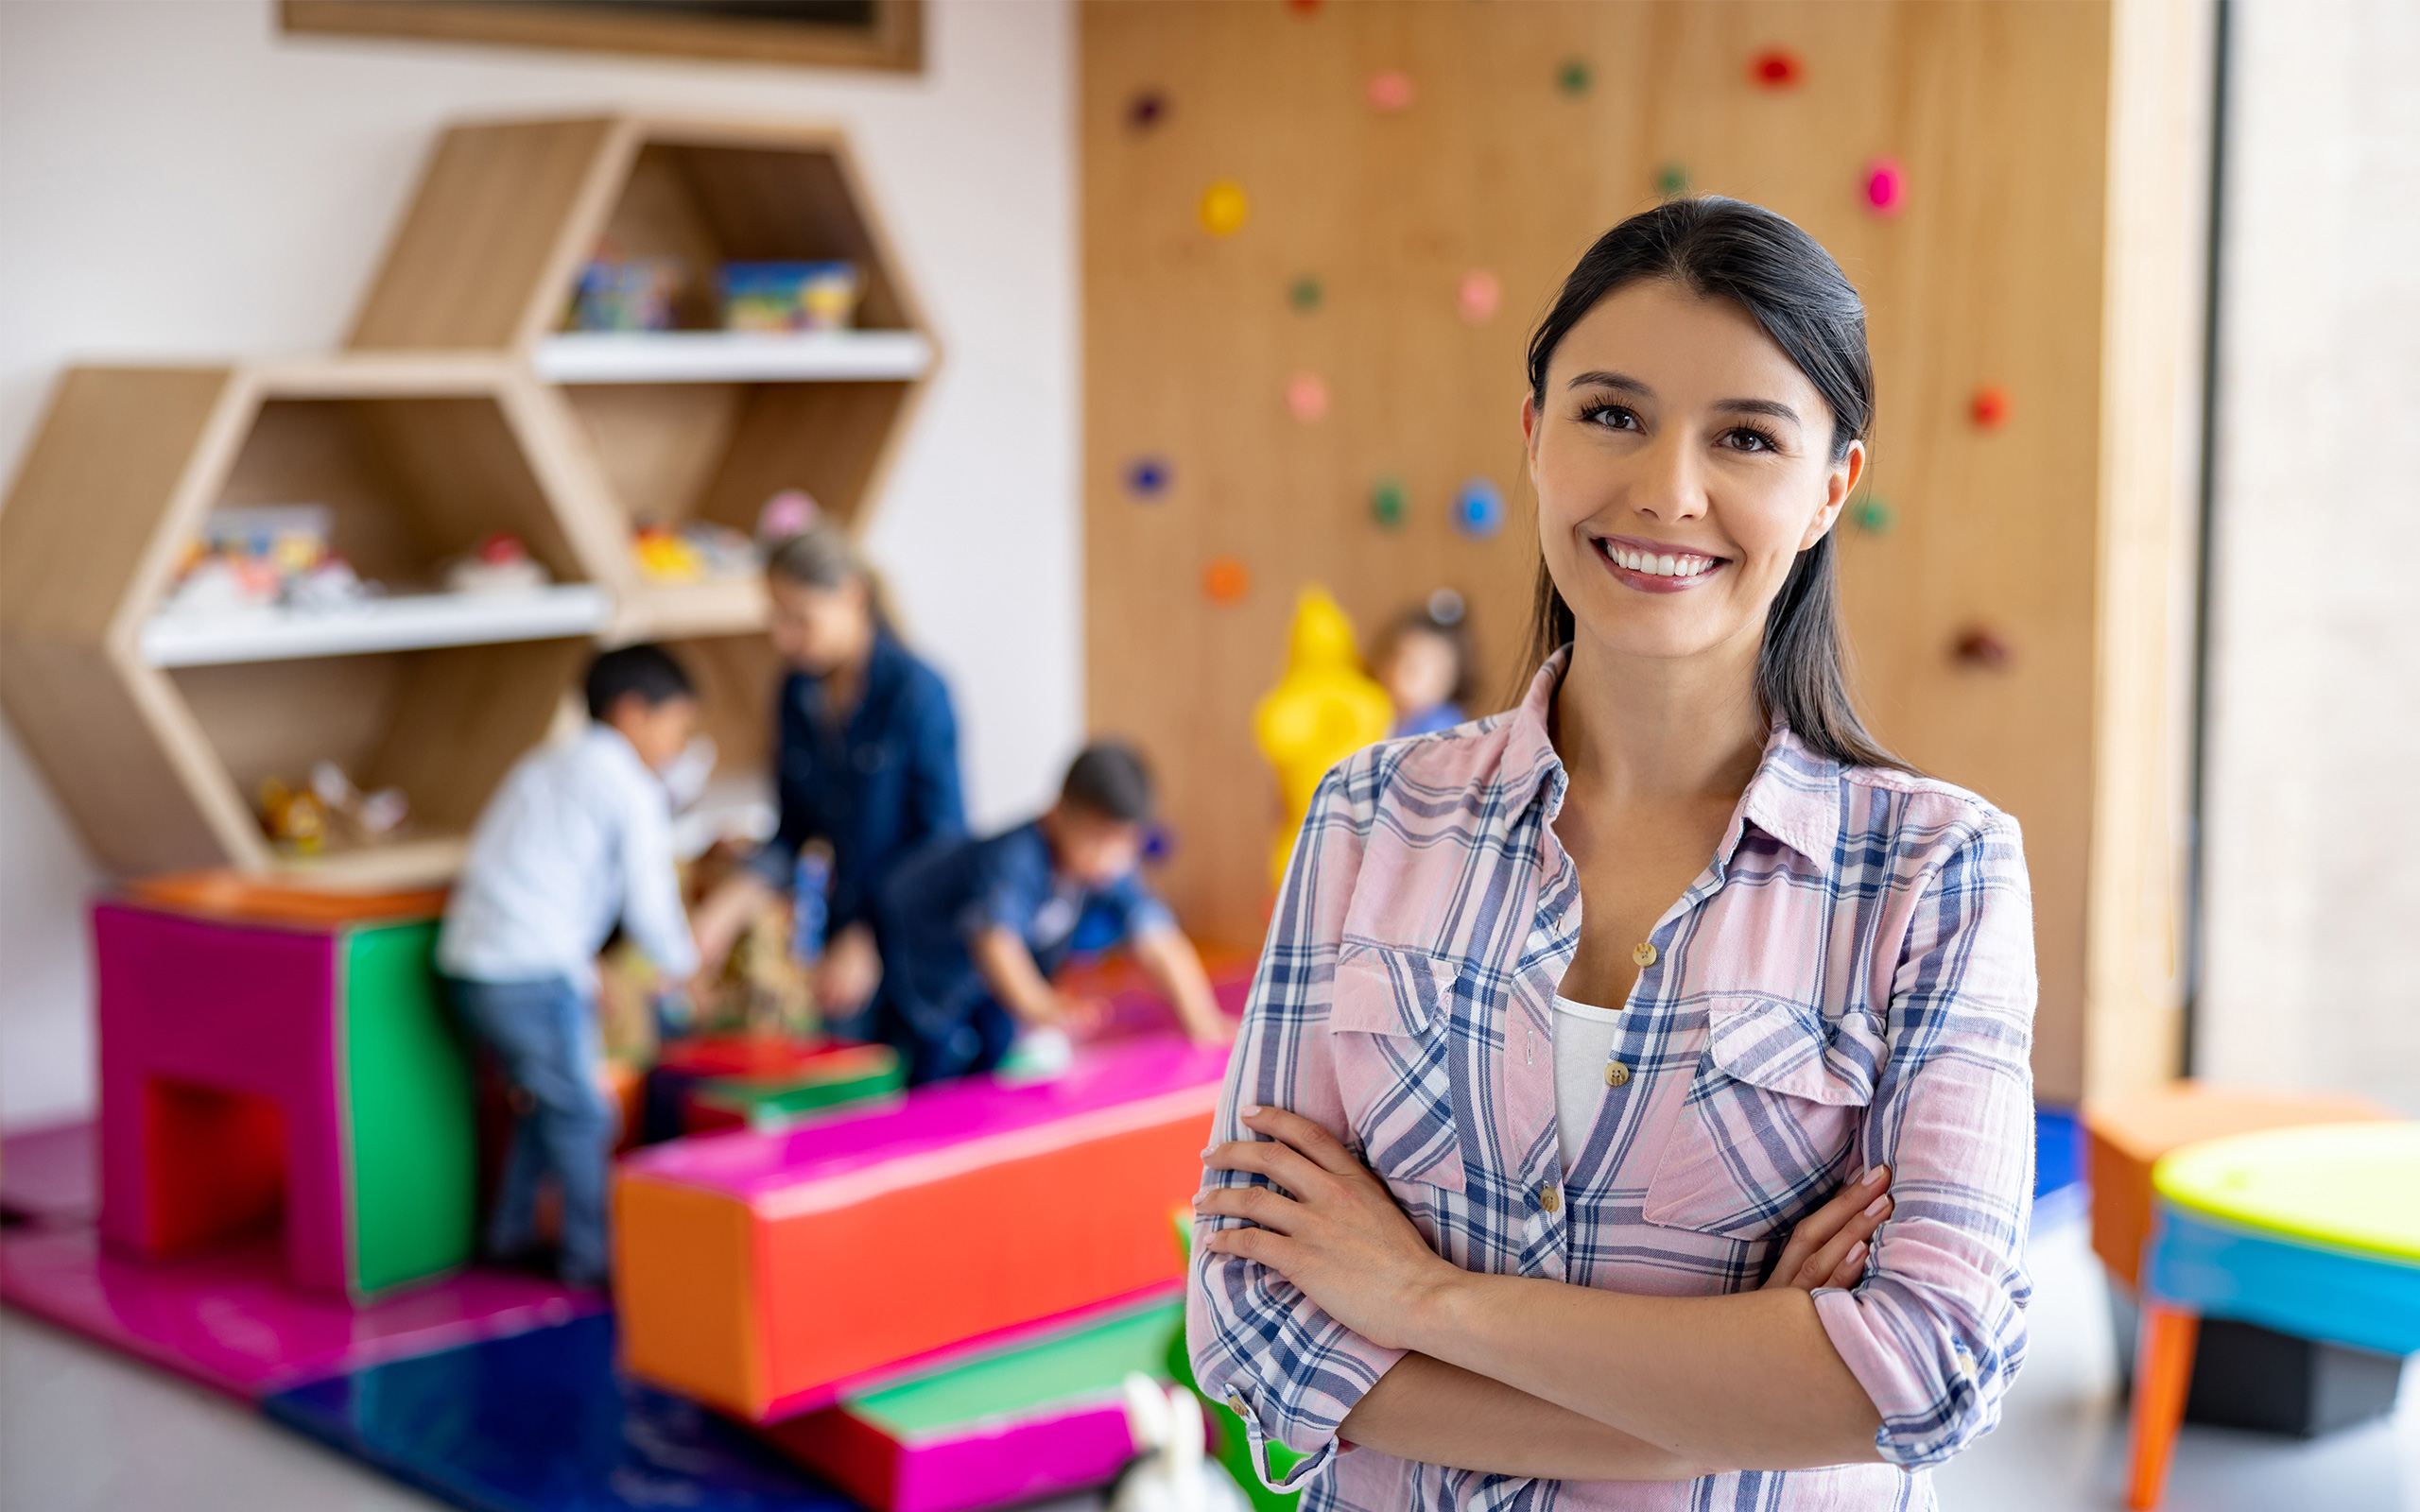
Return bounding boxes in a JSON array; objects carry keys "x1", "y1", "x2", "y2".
[{"x1": 1591, "y1": 532, "x2": 1729, "y2": 593}]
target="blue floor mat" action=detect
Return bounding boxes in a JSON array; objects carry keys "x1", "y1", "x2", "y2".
[{"x1": 266, "y1": 1313, "x2": 862, "y2": 1512}]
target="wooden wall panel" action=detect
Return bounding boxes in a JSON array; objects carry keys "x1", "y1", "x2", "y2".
[{"x1": 1083, "y1": 0, "x2": 2202, "y2": 1100}]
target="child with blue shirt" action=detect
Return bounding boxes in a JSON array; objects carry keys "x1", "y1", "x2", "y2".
[
  {"x1": 437, "y1": 644, "x2": 702, "y2": 1288},
  {"x1": 874, "y1": 742, "x2": 1231, "y2": 1085}
]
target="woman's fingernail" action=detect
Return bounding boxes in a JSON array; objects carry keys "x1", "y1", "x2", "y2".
[
  {"x1": 1240, "y1": 1104, "x2": 1263, "y2": 1118},
  {"x1": 1861, "y1": 1164, "x2": 1889, "y2": 1189},
  {"x1": 1864, "y1": 1194, "x2": 1892, "y2": 1218},
  {"x1": 1845, "y1": 1241, "x2": 1868, "y2": 1267}
]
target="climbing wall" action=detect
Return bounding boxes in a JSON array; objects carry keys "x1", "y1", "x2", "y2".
[{"x1": 1082, "y1": 0, "x2": 2208, "y2": 1100}]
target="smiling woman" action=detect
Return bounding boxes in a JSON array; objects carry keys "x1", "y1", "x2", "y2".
[{"x1": 1189, "y1": 198, "x2": 2039, "y2": 1511}]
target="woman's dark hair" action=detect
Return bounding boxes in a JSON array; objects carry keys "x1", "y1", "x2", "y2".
[
  {"x1": 1520, "y1": 196, "x2": 1905, "y2": 771},
  {"x1": 765, "y1": 524, "x2": 892, "y2": 630}
]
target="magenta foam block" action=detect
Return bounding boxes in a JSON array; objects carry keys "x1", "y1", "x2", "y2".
[
  {"x1": 0, "y1": 1225, "x2": 597, "y2": 1400},
  {"x1": 761, "y1": 1289, "x2": 1184, "y2": 1512}
]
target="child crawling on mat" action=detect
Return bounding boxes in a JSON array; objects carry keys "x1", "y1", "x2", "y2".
[
  {"x1": 873, "y1": 741, "x2": 1232, "y2": 1085},
  {"x1": 436, "y1": 644, "x2": 703, "y2": 1289}
]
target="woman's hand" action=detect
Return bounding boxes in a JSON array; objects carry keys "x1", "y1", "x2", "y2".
[
  {"x1": 812, "y1": 921, "x2": 882, "y2": 1015},
  {"x1": 1197, "y1": 1105, "x2": 1460, "y2": 1351},
  {"x1": 1760, "y1": 1164, "x2": 1893, "y2": 1294}
]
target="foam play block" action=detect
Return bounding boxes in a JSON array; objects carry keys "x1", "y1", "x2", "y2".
[
  {"x1": 688, "y1": 1043, "x2": 907, "y2": 1135},
  {"x1": 0, "y1": 1223, "x2": 595, "y2": 1400},
  {"x1": 268, "y1": 1312, "x2": 856, "y2": 1512},
  {"x1": 761, "y1": 1288, "x2": 1183, "y2": 1512},
  {"x1": 2083, "y1": 1081, "x2": 2389, "y2": 1286},
  {"x1": 0, "y1": 1119, "x2": 98, "y2": 1228},
  {"x1": 616, "y1": 1035, "x2": 1229, "y2": 1421},
  {"x1": 96, "y1": 896, "x2": 475, "y2": 1300},
  {"x1": 645, "y1": 1035, "x2": 891, "y2": 1143}
]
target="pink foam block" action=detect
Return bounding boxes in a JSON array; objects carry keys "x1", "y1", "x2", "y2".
[{"x1": 0, "y1": 1226, "x2": 598, "y2": 1400}]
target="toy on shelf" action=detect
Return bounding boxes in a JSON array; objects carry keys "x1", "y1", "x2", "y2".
[
  {"x1": 759, "y1": 488, "x2": 822, "y2": 541},
  {"x1": 761, "y1": 1289, "x2": 1187, "y2": 1512},
  {"x1": 257, "y1": 761, "x2": 408, "y2": 855},
  {"x1": 441, "y1": 532, "x2": 550, "y2": 594},
  {"x1": 634, "y1": 519, "x2": 759, "y2": 583},
  {"x1": 614, "y1": 1036, "x2": 1230, "y2": 1420},
  {"x1": 2125, "y1": 1122, "x2": 2420, "y2": 1510},
  {"x1": 95, "y1": 890, "x2": 476, "y2": 1302},
  {"x1": 568, "y1": 256, "x2": 684, "y2": 332},
  {"x1": 719, "y1": 262, "x2": 864, "y2": 333},
  {"x1": 1251, "y1": 587, "x2": 1391, "y2": 888},
  {"x1": 158, "y1": 505, "x2": 372, "y2": 619}
]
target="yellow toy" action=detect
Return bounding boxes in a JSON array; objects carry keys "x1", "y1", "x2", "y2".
[{"x1": 1252, "y1": 586, "x2": 1392, "y2": 888}]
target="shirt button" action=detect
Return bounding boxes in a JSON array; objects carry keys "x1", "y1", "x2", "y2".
[
  {"x1": 1603, "y1": 1061, "x2": 1632, "y2": 1089},
  {"x1": 1631, "y1": 941, "x2": 1659, "y2": 968},
  {"x1": 1540, "y1": 1182, "x2": 1561, "y2": 1213}
]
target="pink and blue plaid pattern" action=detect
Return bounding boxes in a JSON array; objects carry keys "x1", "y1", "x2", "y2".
[{"x1": 1189, "y1": 653, "x2": 2039, "y2": 1510}]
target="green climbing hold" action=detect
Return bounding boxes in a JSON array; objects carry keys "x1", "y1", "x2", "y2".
[
  {"x1": 1851, "y1": 495, "x2": 1894, "y2": 534},
  {"x1": 1372, "y1": 477, "x2": 1409, "y2": 528},
  {"x1": 1655, "y1": 162, "x2": 1691, "y2": 198},
  {"x1": 1557, "y1": 59, "x2": 1592, "y2": 97},
  {"x1": 1288, "y1": 275, "x2": 1322, "y2": 312}
]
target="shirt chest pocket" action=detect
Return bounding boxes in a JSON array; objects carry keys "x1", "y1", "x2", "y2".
[
  {"x1": 1642, "y1": 993, "x2": 1874, "y2": 1241},
  {"x1": 1327, "y1": 945, "x2": 1469, "y2": 1195}
]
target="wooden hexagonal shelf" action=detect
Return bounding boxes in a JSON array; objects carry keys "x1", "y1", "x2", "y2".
[
  {"x1": 350, "y1": 112, "x2": 937, "y2": 817},
  {"x1": 0, "y1": 354, "x2": 620, "y2": 885}
]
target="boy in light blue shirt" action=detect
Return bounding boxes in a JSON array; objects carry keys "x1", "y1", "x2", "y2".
[{"x1": 437, "y1": 644, "x2": 701, "y2": 1288}]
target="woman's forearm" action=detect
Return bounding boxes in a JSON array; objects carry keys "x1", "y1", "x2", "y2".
[
  {"x1": 1340, "y1": 1352, "x2": 1713, "y2": 1482},
  {"x1": 1411, "y1": 1274, "x2": 1881, "y2": 1470}
]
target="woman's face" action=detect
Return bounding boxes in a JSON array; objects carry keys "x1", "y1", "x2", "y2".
[
  {"x1": 1522, "y1": 280, "x2": 1863, "y2": 666},
  {"x1": 767, "y1": 574, "x2": 872, "y2": 676}
]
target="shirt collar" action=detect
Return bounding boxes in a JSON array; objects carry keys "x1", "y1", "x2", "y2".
[{"x1": 1502, "y1": 646, "x2": 1843, "y2": 868}]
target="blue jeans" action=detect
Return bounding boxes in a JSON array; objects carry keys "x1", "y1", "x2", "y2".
[{"x1": 441, "y1": 974, "x2": 616, "y2": 1286}]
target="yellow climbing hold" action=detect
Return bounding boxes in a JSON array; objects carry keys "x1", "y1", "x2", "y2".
[
  {"x1": 1199, "y1": 179, "x2": 1250, "y2": 236},
  {"x1": 1252, "y1": 586, "x2": 1393, "y2": 888}
]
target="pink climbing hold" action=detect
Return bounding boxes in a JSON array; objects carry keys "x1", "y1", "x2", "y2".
[
  {"x1": 1365, "y1": 70, "x2": 1416, "y2": 113},
  {"x1": 1285, "y1": 371, "x2": 1330, "y2": 423},
  {"x1": 1863, "y1": 156, "x2": 1908, "y2": 217},
  {"x1": 1457, "y1": 268, "x2": 1501, "y2": 324}
]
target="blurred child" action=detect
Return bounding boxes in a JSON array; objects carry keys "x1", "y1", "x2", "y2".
[
  {"x1": 874, "y1": 742, "x2": 1231, "y2": 1085},
  {"x1": 436, "y1": 644, "x2": 702, "y2": 1288},
  {"x1": 1374, "y1": 592, "x2": 1476, "y2": 737}
]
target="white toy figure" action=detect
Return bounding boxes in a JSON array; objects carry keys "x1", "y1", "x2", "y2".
[{"x1": 1110, "y1": 1371, "x2": 1249, "y2": 1512}]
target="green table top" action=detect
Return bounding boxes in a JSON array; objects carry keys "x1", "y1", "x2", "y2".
[{"x1": 2154, "y1": 1121, "x2": 2420, "y2": 1263}]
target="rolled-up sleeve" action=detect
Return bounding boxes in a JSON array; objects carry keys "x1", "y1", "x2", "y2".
[
  {"x1": 1188, "y1": 763, "x2": 1405, "y2": 1491},
  {"x1": 1814, "y1": 812, "x2": 2037, "y2": 1468}
]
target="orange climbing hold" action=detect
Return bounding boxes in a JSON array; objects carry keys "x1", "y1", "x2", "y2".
[{"x1": 1202, "y1": 558, "x2": 1251, "y2": 605}]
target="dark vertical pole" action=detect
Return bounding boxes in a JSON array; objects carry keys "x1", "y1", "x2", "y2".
[{"x1": 2180, "y1": 0, "x2": 2234, "y2": 1076}]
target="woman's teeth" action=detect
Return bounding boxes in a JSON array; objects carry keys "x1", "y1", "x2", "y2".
[{"x1": 1602, "y1": 541, "x2": 1719, "y2": 579}]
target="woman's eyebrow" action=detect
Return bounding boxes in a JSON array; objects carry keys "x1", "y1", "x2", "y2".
[
  {"x1": 1715, "y1": 397, "x2": 1802, "y2": 424},
  {"x1": 1564, "y1": 369, "x2": 1651, "y2": 397}
]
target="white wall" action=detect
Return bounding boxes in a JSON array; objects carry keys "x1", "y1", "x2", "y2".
[
  {"x1": 2199, "y1": 0, "x2": 2420, "y2": 1114},
  {"x1": 0, "y1": 0, "x2": 1079, "y2": 1128}
]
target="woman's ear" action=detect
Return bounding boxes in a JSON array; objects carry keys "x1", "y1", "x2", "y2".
[
  {"x1": 1521, "y1": 391, "x2": 1543, "y2": 484},
  {"x1": 1800, "y1": 438, "x2": 1865, "y2": 551}
]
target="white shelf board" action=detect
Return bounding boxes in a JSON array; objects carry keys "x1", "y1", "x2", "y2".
[
  {"x1": 533, "y1": 330, "x2": 933, "y2": 385},
  {"x1": 141, "y1": 584, "x2": 612, "y2": 667}
]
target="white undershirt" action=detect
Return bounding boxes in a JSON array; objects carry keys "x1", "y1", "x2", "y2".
[{"x1": 1551, "y1": 993, "x2": 1626, "y2": 1171}]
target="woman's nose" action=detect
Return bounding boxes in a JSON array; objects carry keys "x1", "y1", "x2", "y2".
[{"x1": 1629, "y1": 435, "x2": 1707, "y2": 523}]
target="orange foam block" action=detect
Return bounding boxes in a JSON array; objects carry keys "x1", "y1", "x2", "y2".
[{"x1": 614, "y1": 1036, "x2": 1229, "y2": 1421}]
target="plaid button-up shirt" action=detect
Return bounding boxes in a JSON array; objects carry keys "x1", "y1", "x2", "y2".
[{"x1": 1189, "y1": 653, "x2": 2038, "y2": 1510}]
